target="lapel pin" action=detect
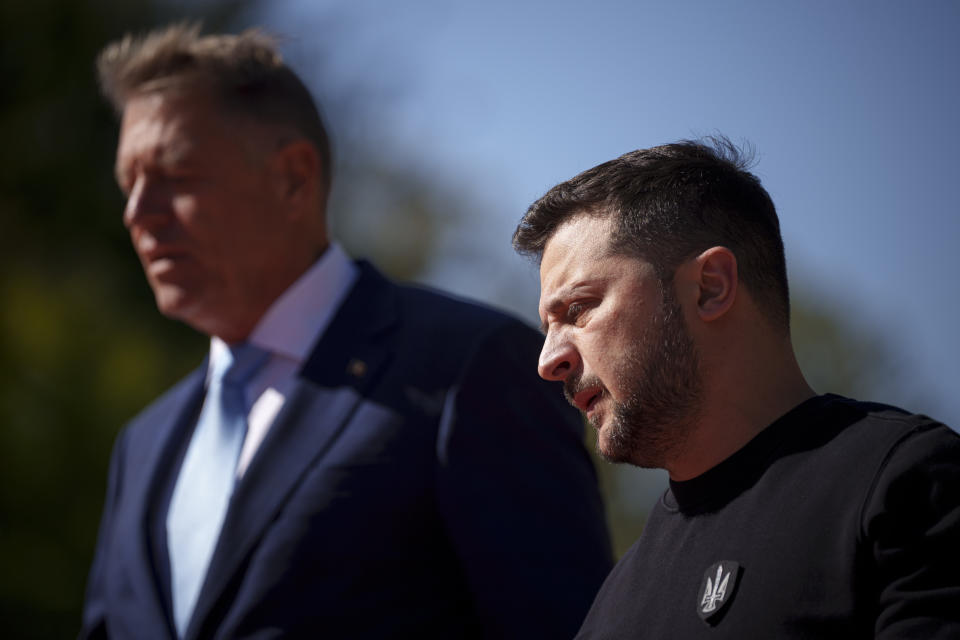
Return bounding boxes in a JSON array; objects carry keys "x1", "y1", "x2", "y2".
[{"x1": 346, "y1": 358, "x2": 367, "y2": 378}]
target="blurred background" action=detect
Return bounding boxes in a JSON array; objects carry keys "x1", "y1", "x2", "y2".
[{"x1": 2, "y1": 0, "x2": 957, "y2": 636}]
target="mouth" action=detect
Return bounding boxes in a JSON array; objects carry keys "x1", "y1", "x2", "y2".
[
  {"x1": 149, "y1": 252, "x2": 186, "y2": 266},
  {"x1": 141, "y1": 245, "x2": 189, "y2": 266},
  {"x1": 572, "y1": 387, "x2": 604, "y2": 417},
  {"x1": 132, "y1": 230, "x2": 186, "y2": 262},
  {"x1": 140, "y1": 247, "x2": 192, "y2": 281}
]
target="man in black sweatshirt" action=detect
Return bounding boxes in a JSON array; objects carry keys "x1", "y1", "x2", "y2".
[{"x1": 513, "y1": 136, "x2": 960, "y2": 638}]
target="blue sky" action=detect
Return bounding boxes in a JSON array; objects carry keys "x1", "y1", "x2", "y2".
[{"x1": 254, "y1": 0, "x2": 959, "y2": 425}]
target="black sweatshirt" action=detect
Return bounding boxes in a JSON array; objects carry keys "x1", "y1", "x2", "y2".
[{"x1": 577, "y1": 395, "x2": 960, "y2": 639}]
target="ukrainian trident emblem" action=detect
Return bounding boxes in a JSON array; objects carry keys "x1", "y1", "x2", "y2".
[{"x1": 697, "y1": 561, "x2": 741, "y2": 622}]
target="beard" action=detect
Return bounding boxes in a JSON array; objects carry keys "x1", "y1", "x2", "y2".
[{"x1": 565, "y1": 286, "x2": 702, "y2": 468}]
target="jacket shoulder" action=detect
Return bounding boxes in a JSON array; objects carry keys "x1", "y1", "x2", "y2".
[{"x1": 394, "y1": 281, "x2": 538, "y2": 346}]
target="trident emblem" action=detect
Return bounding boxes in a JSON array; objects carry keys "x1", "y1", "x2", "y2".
[
  {"x1": 701, "y1": 564, "x2": 730, "y2": 612},
  {"x1": 697, "y1": 560, "x2": 741, "y2": 622}
]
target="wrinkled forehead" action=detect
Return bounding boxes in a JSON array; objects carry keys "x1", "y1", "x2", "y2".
[
  {"x1": 115, "y1": 90, "x2": 274, "y2": 172},
  {"x1": 539, "y1": 216, "x2": 616, "y2": 287},
  {"x1": 118, "y1": 91, "x2": 212, "y2": 146},
  {"x1": 124, "y1": 86, "x2": 237, "y2": 129}
]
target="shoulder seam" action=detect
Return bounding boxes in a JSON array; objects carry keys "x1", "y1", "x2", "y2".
[{"x1": 856, "y1": 419, "x2": 946, "y2": 536}]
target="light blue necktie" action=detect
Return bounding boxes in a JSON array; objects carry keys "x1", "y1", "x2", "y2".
[{"x1": 167, "y1": 342, "x2": 268, "y2": 637}]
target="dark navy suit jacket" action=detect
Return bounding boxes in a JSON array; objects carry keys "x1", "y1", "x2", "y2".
[{"x1": 81, "y1": 263, "x2": 613, "y2": 639}]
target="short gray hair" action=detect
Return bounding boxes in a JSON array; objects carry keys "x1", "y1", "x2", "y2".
[{"x1": 97, "y1": 22, "x2": 332, "y2": 191}]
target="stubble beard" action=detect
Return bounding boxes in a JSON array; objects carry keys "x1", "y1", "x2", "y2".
[{"x1": 596, "y1": 288, "x2": 703, "y2": 468}]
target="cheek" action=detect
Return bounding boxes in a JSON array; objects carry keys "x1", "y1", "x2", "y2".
[
  {"x1": 172, "y1": 193, "x2": 234, "y2": 252},
  {"x1": 171, "y1": 193, "x2": 200, "y2": 223},
  {"x1": 580, "y1": 321, "x2": 619, "y2": 364},
  {"x1": 587, "y1": 329, "x2": 637, "y2": 387},
  {"x1": 578, "y1": 335, "x2": 614, "y2": 383}
]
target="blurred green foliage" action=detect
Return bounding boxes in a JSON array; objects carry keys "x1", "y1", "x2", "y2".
[{"x1": 0, "y1": 1, "x2": 243, "y2": 636}]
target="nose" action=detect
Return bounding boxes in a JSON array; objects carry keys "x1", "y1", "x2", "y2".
[
  {"x1": 538, "y1": 331, "x2": 581, "y2": 381},
  {"x1": 122, "y1": 173, "x2": 167, "y2": 229}
]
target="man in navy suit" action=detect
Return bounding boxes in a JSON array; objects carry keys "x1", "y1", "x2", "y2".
[{"x1": 82, "y1": 23, "x2": 612, "y2": 639}]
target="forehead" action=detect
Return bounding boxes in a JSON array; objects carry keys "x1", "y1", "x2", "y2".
[
  {"x1": 540, "y1": 215, "x2": 614, "y2": 288},
  {"x1": 116, "y1": 91, "x2": 254, "y2": 165},
  {"x1": 120, "y1": 91, "x2": 212, "y2": 143}
]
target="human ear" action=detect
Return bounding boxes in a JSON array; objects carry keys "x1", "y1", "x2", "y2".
[
  {"x1": 693, "y1": 246, "x2": 738, "y2": 322},
  {"x1": 272, "y1": 139, "x2": 320, "y2": 209}
]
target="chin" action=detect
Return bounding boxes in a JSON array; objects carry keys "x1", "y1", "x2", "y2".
[
  {"x1": 594, "y1": 428, "x2": 633, "y2": 465},
  {"x1": 152, "y1": 284, "x2": 207, "y2": 327},
  {"x1": 595, "y1": 408, "x2": 673, "y2": 468}
]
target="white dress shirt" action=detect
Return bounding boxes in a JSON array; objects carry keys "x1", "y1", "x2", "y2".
[{"x1": 206, "y1": 243, "x2": 358, "y2": 478}]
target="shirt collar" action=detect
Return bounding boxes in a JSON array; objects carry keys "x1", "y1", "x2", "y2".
[{"x1": 208, "y1": 243, "x2": 358, "y2": 365}]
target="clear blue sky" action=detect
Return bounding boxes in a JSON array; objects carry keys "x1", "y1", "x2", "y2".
[{"x1": 255, "y1": 0, "x2": 959, "y2": 425}]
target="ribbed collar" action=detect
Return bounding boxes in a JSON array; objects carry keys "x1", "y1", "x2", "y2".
[{"x1": 663, "y1": 395, "x2": 843, "y2": 514}]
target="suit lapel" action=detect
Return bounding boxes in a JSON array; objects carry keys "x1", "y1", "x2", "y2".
[
  {"x1": 186, "y1": 262, "x2": 399, "y2": 638},
  {"x1": 120, "y1": 366, "x2": 206, "y2": 636}
]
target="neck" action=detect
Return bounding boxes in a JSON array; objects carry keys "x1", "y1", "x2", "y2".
[
  {"x1": 208, "y1": 240, "x2": 331, "y2": 344},
  {"x1": 666, "y1": 330, "x2": 815, "y2": 481}
]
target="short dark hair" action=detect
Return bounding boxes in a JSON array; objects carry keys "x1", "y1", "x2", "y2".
[
  {"x1": 97, "y1": 22, "x2": 332, "y2": 192},
  {"x1": 513, "y1": 136, "x2": 791, "y2": 330}
]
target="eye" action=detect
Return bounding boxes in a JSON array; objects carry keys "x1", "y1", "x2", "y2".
[{"x1": 566, "y1": 301, "x2": 590, "y2": 325}]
